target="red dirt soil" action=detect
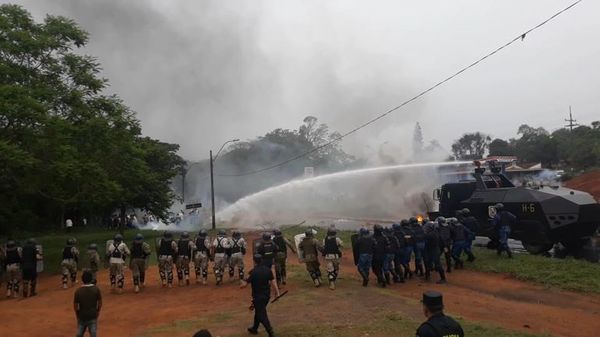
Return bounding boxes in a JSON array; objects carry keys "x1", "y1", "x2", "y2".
[
  {"x1": 1, "y1": 240, "x2": 599, "y2": 337},
  {"x1": 564, "y1": 170, "x2": 600, "y2": 201}
]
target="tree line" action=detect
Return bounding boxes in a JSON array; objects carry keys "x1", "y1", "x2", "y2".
[
  {"x1": 0, "y1": 5, "x2": 183, "y2": 234},
  {"x1": 451, "y1": 122, "x2": 600, "y2": 171}
]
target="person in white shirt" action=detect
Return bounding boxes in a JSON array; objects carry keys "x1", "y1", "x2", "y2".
[{"x1": 66, "y1": 218, "x2": 73, "y2": 232}]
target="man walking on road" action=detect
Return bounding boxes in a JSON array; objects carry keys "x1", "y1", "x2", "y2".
[{"x1": 74, "y1": 270, "x2": 102, "y2": 337}]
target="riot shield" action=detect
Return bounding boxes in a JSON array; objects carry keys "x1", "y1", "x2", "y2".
[
  {"x1": 36, "y1": 244, "x2": 44, "y2": 273},
  {"x1": 104, "y1": 239, "x2": 114, "y2": 269},
  {"x1": 293, "y1": 234, "x2": 305, "y2": 262},
  {"x1": 350, "y1": 234, "x2": 359, "y2": 265}
]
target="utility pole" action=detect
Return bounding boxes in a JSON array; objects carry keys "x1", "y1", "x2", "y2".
[
  {"x1": 209, "y1": 150, "x2": 216, "y2": 230},
  {"x1": 564, "y1": 106, "x2": 579, "y2": 131}
]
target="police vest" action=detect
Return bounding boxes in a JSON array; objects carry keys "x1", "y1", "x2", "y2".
[
  {"x1": 412, "y1": 226, "x2": 426, "y2": 242},
  {"x1": 63, "y1": 246, "x2": 74, "y2": 260},
  {"x1": 463, "y1": 216, "x2": 479, "y2": 232},
  {"x1": 231, "y1": 239, "x2": 244, "y2": 254},
  {"x1": 131, "y1": 242, "x2": 145, "y2": 259},
  {"x1": 373, "y1": 234, "x2": 389, "y2": 256},
  {"x1": 6, "y1": 248, "x2": 21, "y2": 264},
  {"x1": 111, "y1": 243, "x2": 123, "y2": 258},
  {"x1": 178, "y1": 239, "x2": 191, "y2": 257},
  {"x1": 261, "y1": 241, "x2": 275, "y2": 258},
  {"x1": 402, "y1": 226, "x2": 415, "y2": 245},
  {"x1": 215, "y1": 237, "x2": 227, "y2": 254},
  {"x1": 195, "y1": 237, "x2": 208, "y2": 252},
  {"x1": 438, "y1": 226, "x2": 452, "y2": 244},
  {"x1": 273, "y1": 236, "x2": 287, "y2": 255},
  {"x1": 393, "y1": 231, "x2": 406, "y2": 249},
  {"x1": 159, "y1": 239, "x2": 174, "y2": 256},
  {"x1": 499, "y1": 211, "x2": 516, "y2": 227},
  {"x1": 324, "y1": 237, "x2": 341, "y2": 255}
]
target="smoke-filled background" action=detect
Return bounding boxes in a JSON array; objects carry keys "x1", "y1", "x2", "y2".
[{"x1": 14, "y1": 0, "x2": 600, "y2": 227}]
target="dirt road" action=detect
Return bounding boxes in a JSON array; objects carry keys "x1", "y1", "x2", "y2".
[{"x1": 1, "y1": 244, "x2": 599, "y2": 337}]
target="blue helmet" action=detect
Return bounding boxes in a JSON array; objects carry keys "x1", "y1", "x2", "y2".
[
  {"x1": 359, "y1": 227, "x2": 369, "y2": 235},
  {"x1": 392, "y1": 223, "x2": 401, "y2": 230}
]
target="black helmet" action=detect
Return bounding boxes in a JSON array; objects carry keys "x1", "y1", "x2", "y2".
[
  {"x1": 181, "y1": 232, "x2": 190, "y2": 239},
  {"x1": 448, "y1": 217, "x2": 458, "y2": 225},
  {"x1": 114, "y1": 233, "x2": 123, "y2": 242},
  {"x1": 198, "y1": 229, "x2": 208, "y2": 237},
  {"x1": 262, "y1": 232, "x2": 272, "y2": 241},
  {"x1": 327, "y1": 228, "x2": 337, "y2": 236},
  {"x1": 400, "y1": 219, "x2": 409, "y2": 226},
  {"x1": 462, "y1": 208, "x2": 471, "y2": 215},
  {"x1": 436, "y1": 216, "x2": 446, "y2": 225},
  {"x1": 392, "y1": 223, "x2": 401, "y2": 230},
  {"x1": 6, "y1": 240, "x2": 16, "y2": 248},
  {"x1": 232, "y1": 230, "x2": 241, "y2": 239},
  {"x1": 373, "y1": 224, "x2": 383, "y2": 234},
  {"x1": 135, "y1": 233, "x2": 144, "y2": 241},
  {"x1": 218, "y1": 229, "x2": 226, "y2": 236},
  {"x1": 88, "y1": 243, "x2": 98, "y2": 250},
  {"x1": 424, "y1": 221, "x2": 436, "y2": 233},
  {"x1": 409, "y1": 216, "x2": 418, "y2": 224},
  {"x1": 305, "y1": 229, "x2": 314, "y2": 238},
  {"x1": 359, "y1": 227, "x2": 369, "y2": 235},
  {"x1": 164, "y1": 231, "x2": 172, "y2": 239},
  {"x1": 273, "y1": 229, "x2": 282, "y2": 236},
  {"x1": 495, "y1": 203, "x2": 504, "y2": 210}
]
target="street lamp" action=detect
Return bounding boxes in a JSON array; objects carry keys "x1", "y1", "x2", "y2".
[{"x1": 210, "y1": 138, "x2": 239, "y2": 230}]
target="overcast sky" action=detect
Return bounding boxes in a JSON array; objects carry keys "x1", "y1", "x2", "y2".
[{"x1": 16, "y1": 0, "x2": 600, "y2": 161}]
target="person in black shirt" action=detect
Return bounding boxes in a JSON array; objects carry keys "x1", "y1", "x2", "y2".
[
  {"x1": 241, "y1": 254, "x2": 280, "y2": 337},
  {"x1": 22, "y1": 238, "x2": 42, "y2": 297},
  {"x1": 416, "y1": 291, "x2": 464, "y2": 337}
]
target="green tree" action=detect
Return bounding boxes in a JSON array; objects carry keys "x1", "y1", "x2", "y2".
[
  {"x1": 489, "y1": 138, "x2": 513, "y2": 156},
  {"x1": 0, "y1": 5, "x2": 182, "y2": 234},
  {"x1": 451, "y1": 132, "x2": 491, "y2": 160}
]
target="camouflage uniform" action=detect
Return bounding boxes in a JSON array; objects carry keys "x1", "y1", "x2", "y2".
[
  {"x1": 130, "y1": 234, "x2": 151, "y2": 293},
  {"x1": 61, "y1": 239, "x2": 79, "y2": 288},
  {"x1": 176, "y1": 232, "x2": 195, "y2": 286},
  {"x1": 193, "y1": 231, "x2": 211, "y2": 285},
  {"x1": 158, "y1": 233, "x2": 178, "y2": 287},
  {"x1": 298, "y1": 230, "x2": 323, "y2": 287},
  {"x1": 4, "y1": 241, "x2": 22, "y2": 298},
  {"x1": 212, "y1": 231, "x2": 232, "y2": 285},
  {"x1": 86, "y1": 244, "x2": 101, "y2": 283},
  {"x1": 228, "y1": 231, "x2": 247, "y2": 283},
  {"x1": 272, "y1": 229, "x2": 296, "y2": 285},
  {"x1": 322, "y1": 229, "x2": 343, "y2": 290},
  {"x1": 107, "y1": 235, "x2": 130, "y2": 292}
]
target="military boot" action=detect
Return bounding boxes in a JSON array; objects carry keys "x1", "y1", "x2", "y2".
[
  {"x1": 30, "y1": 281, "x2": 37, "y2": 296},
  {"x1": 467, "y1": 252, "x2": 476, "y2": 262},
  {"x1": 22, "y1": 282, "x2": 29, "y2": 298},
  {"x1": 384, "y1": 272, "x2": 391, "y2": 285}
]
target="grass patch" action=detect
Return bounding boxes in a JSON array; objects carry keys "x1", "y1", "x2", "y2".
[{"x1": 467, "y1": 247, "x2": 600, "y2": 294}]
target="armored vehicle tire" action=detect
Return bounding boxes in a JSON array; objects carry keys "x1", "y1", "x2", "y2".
[
  {"x1": 521, "y1": 241, "x2": 553, "y2": 255},
  {"x1": 562, "y1": 237, "x2": 599, "y2": 262}
]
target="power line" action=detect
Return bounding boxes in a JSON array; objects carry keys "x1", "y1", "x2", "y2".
[{"x1": 217, "y1": 0, "x2": 583, "y2": 178}]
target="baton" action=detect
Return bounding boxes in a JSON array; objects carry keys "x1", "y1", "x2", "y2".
[{"x1": 271, "y1": 290, "x2": 288, "y2": 304}]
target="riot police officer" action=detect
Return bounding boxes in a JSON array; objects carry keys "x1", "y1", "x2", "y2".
[
  {"x1": 392, "y1": 223, "x2": 406, "y2": 283},
  {"x1": 256, "y1": 232, "x2": 278, "y2": 269},
  {"x1": 436, "y1": 217, "x2": 453, "y2": 273},
  {"x1": 423, "y1": 222, "x2": 447, "y2": 284},
  {"x1": 176, "y1": 232, "x2": 195, "y2": 286},
  {"x1": 212, "y1": 229, "x2": 232, "y2": 285},
  {"x1": 107, "y1": 233, "x2": 130, "y2": 293},
  {"x1": 460, "y1": 208, "x2": 478, "y2": 262},
  {"x1": 410, "y1": 217, "x2": 426, "y2": 277},
  {"x1": 272, "y1": 229, "x2": 296, "y2": 286},
  {"x1": 229, "y1": 230, "x2": 247, "y2": 284},
  {"x1": 21, "y1": 238, "x2": 42, "y2": 297},
  {"x1": 354, "y1": 227, "x2": 375, "y2": 286},
  {"x1": 193, "y1": 230, "x2": 211, "y2": 285},
  {"x1": 61, "y1": 238, "x2": 79, "y2": 289},
  {"x1": 416, "y1": 291, "x2": 464, "y2": 337},
  {"x1": 400, "y1": 219, "x2": 414, "y2": 280},
  {"x1": 298, "y1": 229, "x2": 323, "y2": 287},
  {"x1": 130, "y1": 233, "x2": 151, "y2": 293},
  {"x1": 322, "y1": 227, "x2": 343, "y2": 290},
  {"x1": 5, "y1": 240, "x2": 22, "y2": 298},
  {"x1": 450, "y1": 218, "x2": 472, "y2": 269},
  {"x1": 372, "y1": 224, "x2": 390, "y2": 288},
  {"x1": 493, "y1": 203, "x2": 516, "y2": 258},
  {"x1": 383, "y1": 227, "x2": 398, "y2": 285},
  {"x1": 158, "y1": 231, "x2": 178, "y2": 288}
]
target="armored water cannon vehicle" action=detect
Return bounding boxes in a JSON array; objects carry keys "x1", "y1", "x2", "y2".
[{"x1": 429, "y1": 160, "x2": 600, "y2": 255}]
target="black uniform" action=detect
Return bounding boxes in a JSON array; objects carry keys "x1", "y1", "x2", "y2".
[
  {"x1": 437, "y1": 225, "x2": 453, "y2": 272},
  {"x1": 372, "y1": 230, "x2": 389, "y2": 287},
  {"x1": 424, "y1": 229, "x2": 446, "y2": 283},
  {"x1": 257, "y1": 240, "x2": 279, "y2": 268},
  {"x1": 21, "y1": 243, "x2": 39, "y2": 297},
  {"x1": 416, "y1": 313, "x2": 464, "y2": 337},
  {"x1": 246, "y1": 264, "x2": 275, "y2": 337},
  {"x1": 392, "y1": 227, "x2": 406, "y2": 283}
]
